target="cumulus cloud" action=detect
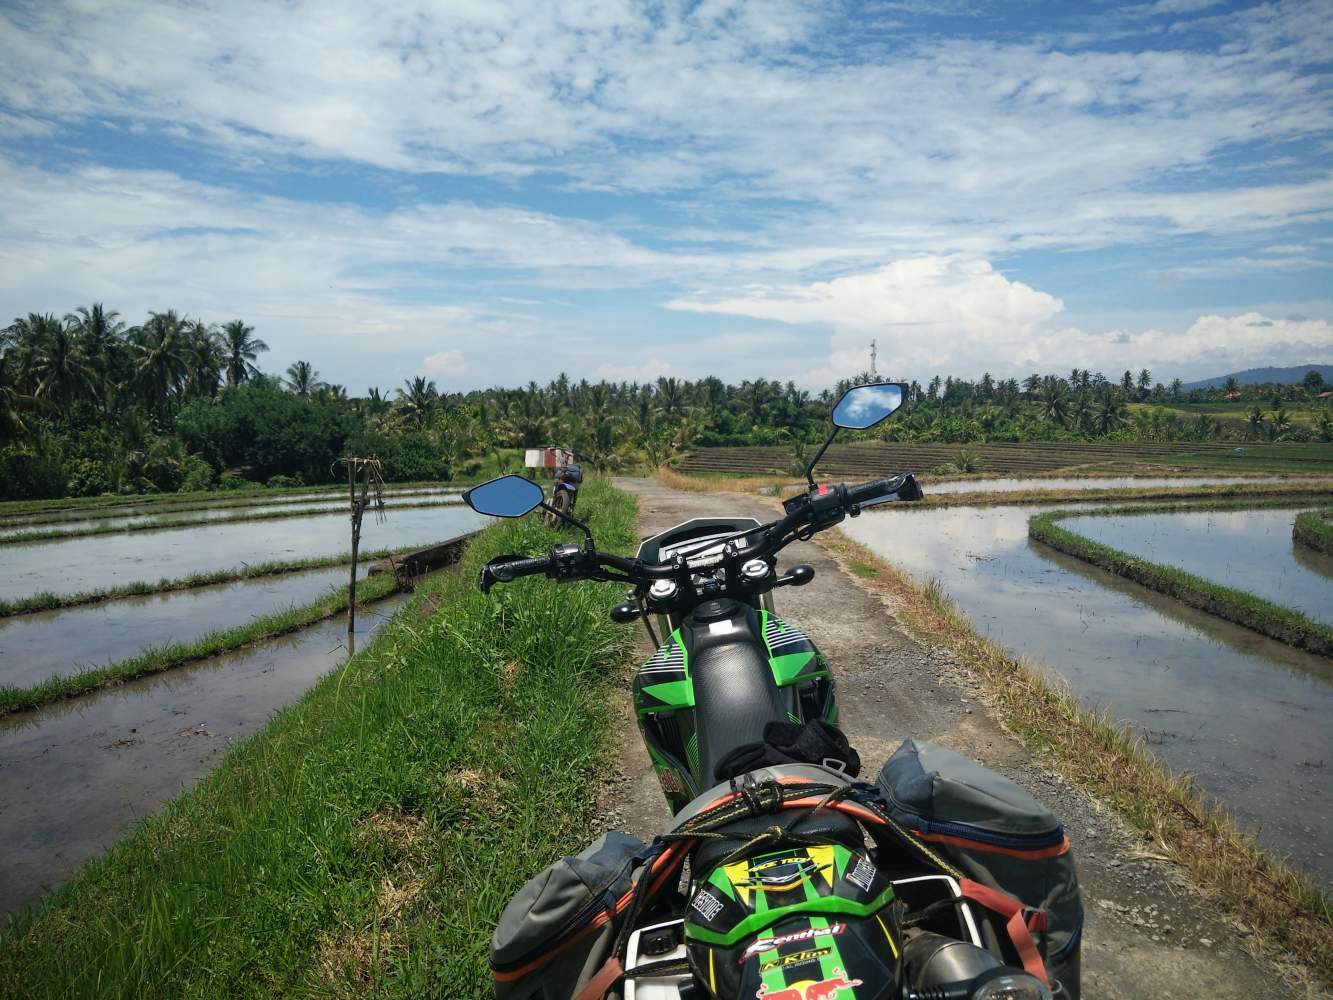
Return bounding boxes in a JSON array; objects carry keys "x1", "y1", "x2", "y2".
[{"x1": 669, "y1": 257, "x2": 1333, "y2": 383}]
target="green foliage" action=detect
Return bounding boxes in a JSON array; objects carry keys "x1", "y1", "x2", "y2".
[
  {"x1": 179, "y1": 455, "x2": 215, "y2": 493},
  {"x1": 0, "y1": 478, "x2": 638, "y2": 999},
  {"x1": 178, "y1": 382, "x2": 357, "y2": 484}
]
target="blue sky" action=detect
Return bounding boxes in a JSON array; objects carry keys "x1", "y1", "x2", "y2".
[{"x1": 1, "y1": 0, "x2": 1330, "y2": 392}]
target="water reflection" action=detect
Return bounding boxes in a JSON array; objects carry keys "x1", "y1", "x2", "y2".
[
  {"x1": 1066, "y1": 508, "x2": 1333, "y2": 626},
  {"x1": 0, "y1": 594, "x2": 409, "y2": 920},
  {"x1": 841, "y1": 504, "x2": 1333, "y2": 887},
  {"x1": 0, "y1": 566, "x2": 368, "y2": 686},
  {"x1": 0, "y1": 504, "x2": 485, "y2": 602}
]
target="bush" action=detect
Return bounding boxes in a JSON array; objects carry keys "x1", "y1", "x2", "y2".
[
  {"x1": 178, "y1": 456, "x2": 216, "y2": 493},
  {"x1": 265, "y1": 474, "x2": 304, "y2": 489},
  {"x1": 65, "y1": 457, "x2": 115, "y2": 497}
]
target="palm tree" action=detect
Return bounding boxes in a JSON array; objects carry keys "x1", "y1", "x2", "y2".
[
  {"x1": 1034, "y1": 376, "x2": 1071, "y2": 426},
  {"x1": 1246, "y1": 406, "x2": 1264, "y2": 439},
  {"x1": 1223, "y1": 376, "x2": 1240, "y2": 395},
  {"x1": 1093, "y1": 390, "x2": 1128, "y2": 435},
  {"x1": 286, "y1": 360, "x2": 320, "y2": 397},
  {"x1": 130, "y1": 310, "x2": 191, "y2": 413},
  {"x1": 222, "y1": 320, "x2": 267, "y2": 386},
  {"x1": 23, "y1": 314, "x2": 101, "y2": 412},
  {"x1": 182, "y1": 320, "x2": 223, "y2": 398},
  {"x1": 1271, "y1": 409, "x2": 1291, "y2": 439},
  {"x1": 395, "y1": 375, "x2": 438, "y2": 429}
]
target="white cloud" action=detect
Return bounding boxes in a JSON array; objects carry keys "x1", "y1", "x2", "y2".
[
  {"x1": 668, "y1": 256, "x2": 1333, "y2": 383},
  {"x1": 595, "y1": 359, "x2": 674, "y2": 382},
  {"x1": 421, "y1": 349, "x2": 467, "y2": 377}
]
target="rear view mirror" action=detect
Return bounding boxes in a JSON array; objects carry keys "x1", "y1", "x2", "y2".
[
  {"x1": 462, "y1": 475, "x2": 545, "y2": 518},
  {"x1": 831, "y1": 383, "x2": 905, "y2": 429}
]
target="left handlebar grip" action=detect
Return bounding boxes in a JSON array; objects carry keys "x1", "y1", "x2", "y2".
[{"x1": 479, "y1": 554, "x2": 551, "y2": 592}]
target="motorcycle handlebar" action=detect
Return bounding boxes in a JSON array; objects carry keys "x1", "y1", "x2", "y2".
[{"x1": 479, "y1": 554, "x2": 552, "y2": 592}]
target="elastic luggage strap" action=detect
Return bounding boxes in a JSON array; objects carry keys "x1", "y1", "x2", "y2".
[
  {"x1": 573, "y1": 957, "x2": 625, "y2": 1000},
  {"x1": 957, "y1": 879, "x2": 1050, "y2": 987}
]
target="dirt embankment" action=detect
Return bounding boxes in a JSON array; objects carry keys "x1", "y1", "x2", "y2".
[{"x1": 596, "y1": 477, "x2": 1314, "y2": 1000}]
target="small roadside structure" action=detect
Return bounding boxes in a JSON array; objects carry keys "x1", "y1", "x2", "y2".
[{"x1": 524, "y1": 446, "x2": 574, "y2": 477}]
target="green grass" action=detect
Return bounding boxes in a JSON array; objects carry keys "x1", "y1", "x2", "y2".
[
  {"x1": 0, "y1": 550, "x2": 403, "y2": 617},
  {"x1": 1294, "y1": 507, "x2": 1333, "y2": 555},
  {"x1": 0, "y1": 496, "x2": 463, "y2": 546},
  {"x1": 0, "y1": 477, "x2": 639, "y2": 999},
  {"x1": 1030, "y1": 504, "x2": 1333, "y2": 657},
  {"x1": 0, "y1": 573, "x2": 403, "y2": 717}
]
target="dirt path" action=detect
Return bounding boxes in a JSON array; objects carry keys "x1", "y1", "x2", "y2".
[{"x1": 595, "y1": 477, "x2": 1309, "y2": 1000}]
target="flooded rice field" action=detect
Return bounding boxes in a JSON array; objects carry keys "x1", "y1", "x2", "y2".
[
  {"x1": 0, "y1": 503, "x2": 486, "y2": 603},
  {"x1": 0, "y1": 566, "x2": 365, "y2": 686},
  {"x1": 923, "y1": 474, "x2": 1306, "y2": 494},
  {"x1": 0, "y1": 494, "x2": 461, "y2": 541},
  {"x1": 1065, "y1": 508, "x2": 1333, "y2": 625},
  {"x1": 0, "y1": 593, "x2": 410, "y2": 920},
  {"x1": 841, "y1": 504, "x2": 1333, "y2": 888}
]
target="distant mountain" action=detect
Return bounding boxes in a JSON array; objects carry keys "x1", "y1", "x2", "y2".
[{"x1": 1183, "y1": 364, "x2": 1333, "y2": 390}]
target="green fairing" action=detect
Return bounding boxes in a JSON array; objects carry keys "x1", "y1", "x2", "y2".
[{"x1": 683, "y1": 887, "x2": 897, "y2": 947}]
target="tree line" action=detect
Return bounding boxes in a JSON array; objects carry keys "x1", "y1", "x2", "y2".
[{"x1": 2, "y1": 303, "x2": 1330, "y2": 500}]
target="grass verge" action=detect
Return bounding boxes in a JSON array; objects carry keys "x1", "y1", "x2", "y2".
[
  {"x1": 1030, "y1": 506, "x2": 1333, "y2": 657},
  {"x1": 0, "y1": 497, "x2": 463, "y2": 546},
  {"x1": 0, "y1": 573, "x2": 404, "y2": 717},
  {"x1": 1294, "y1": 508, "x2": 1333, "y2": 555},
  {"x1": 818, "y1": 530, "x2": 1333, "y2": 986},
  {"x1": 0, "y1": 549, "x2": 403, "y2": 618},
  {"x1": 0, "y1": 477, "x2": 638, "y2": 999}
]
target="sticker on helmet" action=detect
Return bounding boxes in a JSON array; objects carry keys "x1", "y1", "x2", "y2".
[
  {"x1": 845, "y1": 857, "x2": 877, "y2": 892},
  {"x1": 755, "y1": 968, "x2": 864, "y2": 1000},
  {"x1": 691, "y1": 889, "x2": 725, "y2": 922},
  {"x1": 740, "y1": 921, "x2": 845, "y2": 962}
]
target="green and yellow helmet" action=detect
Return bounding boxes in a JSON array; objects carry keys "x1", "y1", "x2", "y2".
[{"x1": 684, "y1": 844, "x2": 899, "y2": 1000}]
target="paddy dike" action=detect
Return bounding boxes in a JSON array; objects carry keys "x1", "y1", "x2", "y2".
[
  {"x1": 0, "y1": 594, "x2": 409, "y2": 921},
  {"x1": 601, "y1": 478, "x2": 1303, "y2": 1000}
]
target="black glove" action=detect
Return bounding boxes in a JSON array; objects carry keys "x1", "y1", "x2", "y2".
[{"x1": 713, "y1": 719, "x2": 861, "y2": 782}]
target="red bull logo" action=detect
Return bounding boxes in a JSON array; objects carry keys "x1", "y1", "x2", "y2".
[{"x1": 755, "y1": 967, "x2": 864, "y2": 1000}]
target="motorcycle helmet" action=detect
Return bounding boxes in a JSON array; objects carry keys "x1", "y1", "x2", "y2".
[{"x1": 685, "y1": 844, "x2": 899, "y2": 1000}]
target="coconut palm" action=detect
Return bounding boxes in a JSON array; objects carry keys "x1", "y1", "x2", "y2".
[
  {"x1": 1246, "y1": 406, "x2": 1264, "y2": 438},
  {"x1": 130, "y1": 310, "x2": 191, "y2": 413},
  {"x1": 182, "y1": 320, "x2": 224, "y2": 398},
  {"x1": 395, "y1": 376, "x2": 438, "y2": 429},
  {"x1": 286, "y1": 360, "x2": 320, "y2": 397},
  {"x1": 1034, "y1": 376, "x2": 1071, "y2": 426},
  {"x1": 21, "y1": 314, "x2": 100, "y2": 414},
  {"x1": 1093, "y1": 391, "x2": 1127, "y2": 435},
  {"x1": 222, "y1": 320, "x2": 268, "y2": 386}
]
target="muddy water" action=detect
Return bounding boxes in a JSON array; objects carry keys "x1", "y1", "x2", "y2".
[
  {"x1": 1067, "y1": 508, "x2": 1333, "y2": 626},
  {"x1": 924, "y1": 475, "x2": 1306, "y2": 494},
  {"x1": 0, "y1": 566, "x2": 369, "y2": 686},
  {"x1": 0, "y1": 504, "x2": 485, "y2": 602},
  {"x1": 0, "y1": 495, "x2": 461, "y2": 541},
  {"x1": 0, "y1": 594, "x2": 409, "y2": 920},
  {"x1": 842, "y1": 504, "x2": 1333, "y2": 886}
]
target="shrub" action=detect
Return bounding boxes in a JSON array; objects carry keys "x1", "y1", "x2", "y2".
[
  {"x1": 178, "y1": 456, "x2": 216, "y2": 493},
  {"x1": 265, "y1": 474, "x2": 304, "y2": 489}
]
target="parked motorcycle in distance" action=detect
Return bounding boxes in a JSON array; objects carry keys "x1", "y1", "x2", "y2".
[
  {"x1": 543, "y1": 460, "x2": 583, "y2": 529},
  {"x1": 463, "y1": 382, "x2": 1078, "y2": 1000}
]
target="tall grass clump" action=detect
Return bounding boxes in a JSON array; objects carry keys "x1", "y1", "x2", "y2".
[
  {"x1": 1031, "y1": 506, "x2": 1333, "y2": 657},
  {"x1": 0, "y1": 478, "x2": 639, "y2": 1000},
  {"x1": 1293, "y1": 507, "x2": 1333, "y2": 555}
]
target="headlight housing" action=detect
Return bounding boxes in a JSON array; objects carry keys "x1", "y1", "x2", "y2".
[{"x1": 970, "y1": 968, "x2": 1055, "y2": 1000}]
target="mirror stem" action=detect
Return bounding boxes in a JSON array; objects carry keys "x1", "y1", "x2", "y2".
[
  {"x1": 803, "y1": 427, "x2": 840, "y2": 487},
  {"x1": 539, "y1": 500, "x2": 595, "y2": 547}
]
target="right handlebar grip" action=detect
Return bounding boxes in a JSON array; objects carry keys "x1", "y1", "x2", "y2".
[{"x1": 479, "y1": 555, "x2": 551, "y2": 592}]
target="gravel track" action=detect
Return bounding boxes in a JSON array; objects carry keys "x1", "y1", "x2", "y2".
[{"x1": 595, "y1": 477, "x2": 1312, "y2": 999}]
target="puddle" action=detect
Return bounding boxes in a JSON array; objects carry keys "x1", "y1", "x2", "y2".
[
  {"x1": 923, "y1": 475, "x2": 1308, "y2": 494},
  {"x1": 841, "y1": 504, "x2": 1333, "y2": 887},
  {"x1": 0, "y1": 495, "x2": 461, "y2": 541},
  {"x1": 0, "y1": 566, "x2": 373, "y2": 687},
  {"x1": 0, "y1": 593, "x2": 410, "y2": 921},
  {"x1": 1065, "y1": 508, "x2": 1333, "y2": 626},
  {"x1": 0, "y1": 504, "x2": 486, "y2": 603}
]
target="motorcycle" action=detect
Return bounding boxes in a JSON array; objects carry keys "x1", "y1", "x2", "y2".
[
  {"x1": 463, "y1": 383, "x2": 1070, "y2": 1000},
  {"x1": 543, "y1": 461, "x2": 583, "y2": 529}
]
